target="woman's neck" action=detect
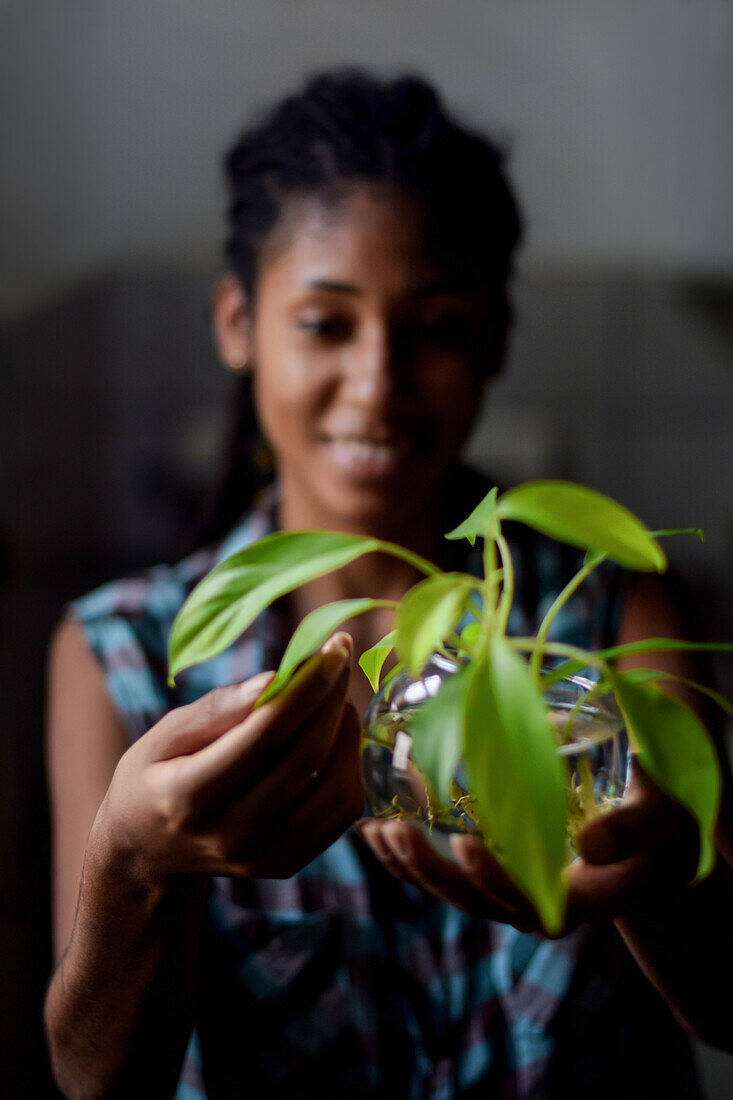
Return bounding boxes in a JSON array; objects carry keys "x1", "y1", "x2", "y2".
[{"x1": 277, "y1": 485, "x2": 452, "y2": 614}]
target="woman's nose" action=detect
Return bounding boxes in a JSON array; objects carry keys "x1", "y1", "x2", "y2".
[{"x1": 344, "y1": 325, "x2": 398, "y2": 408}]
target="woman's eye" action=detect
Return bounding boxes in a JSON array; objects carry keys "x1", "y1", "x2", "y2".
[
  {"x1": 296, "y1": 315, "x2": 352, "y2": 340},
  {"x1": 403, "y1": 315, "x2": 474, "y2": 348}
]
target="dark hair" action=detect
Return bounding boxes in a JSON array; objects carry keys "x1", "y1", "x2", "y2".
[{"x1": 201, "y1": 69, "x2": 523, "y2": 543}]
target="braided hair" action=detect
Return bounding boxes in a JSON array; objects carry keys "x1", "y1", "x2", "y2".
[{"x1": 202, "y1": 69, "x2": 523, "y2": 542}]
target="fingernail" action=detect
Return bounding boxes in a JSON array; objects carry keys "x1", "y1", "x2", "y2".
[
  {"x1": 451, "y1": 835, "x2": 478, "y2": 872},
  {"x1": 322, "y1": 632, "x2": 353, "y2": 661},
  {"x1": 236, "y1": 671, "x2": 275, "y2": 701},
  {"x1": 386, "y1": 826, "x2": 410, "y2": 860},
  {"x1": 364, "y1": 826, "x2": 393, "y2": 863}
]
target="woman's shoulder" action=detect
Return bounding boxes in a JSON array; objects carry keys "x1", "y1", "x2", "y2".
[
  {"x1": 70, "y1": 545, "x2": 215, "y2": 631},
  {"x1": 66, "y1": 492, "x2": 279, "y2": 740},
  {"x1": 64, "y1": 547, "x2": 216, "y2": 742},
  {"x1": 71, "y1": 489, "x2": 278, "y2": 633}
]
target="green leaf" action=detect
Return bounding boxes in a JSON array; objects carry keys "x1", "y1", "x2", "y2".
[
  {"x1": 496, "y1": 481, "x2": 666, "y2": 572},
  {"x1": 459, "y1": 620, "x2": 482, "y2": 651},
  {"x1": 169, "y1": 529, "x2": 443, "y2": 682},
  {"x1": 410, "y1": 665, "x2": 473, "y2": 807},
  {"x1": 168, "y1": 531, "x2": 381, "y2": 681},
  {"x1": 463, "y1": 638, "x2": 568, "y2": 934},
  {"x1": 359, "y1": 630, "x2": 396, "y2": 693},
  {"x1": 395, "y1": 573, "x2": 474, "y2": 676},
  {"x1": 380, "y1": 660, "x2": 405, "y2": 691},
  {"x1": 609, "y1": 673, "x2": 722, "y2": 880},
  {"x1": 445, "y1": 486, "x2": 499, "y2": 546},
  {"x1": 601, "y1": 668, "x2": 733, "y2": 722},
  {"x1": 256, "y1": 598, "x2": 378, "y2": 706}
]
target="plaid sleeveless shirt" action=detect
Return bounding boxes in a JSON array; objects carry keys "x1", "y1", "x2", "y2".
[{"x1": 70, "y1": 487, "x2": 700, "y2": 1099}]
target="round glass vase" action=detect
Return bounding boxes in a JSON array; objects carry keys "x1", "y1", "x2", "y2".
[{"x1": 360, "y1": 653, "x2": 631, "y2": 862}]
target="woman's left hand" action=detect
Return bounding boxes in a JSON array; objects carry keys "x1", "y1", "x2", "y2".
[{"x1": 356, "y1": 761, "x2": 700, "y2": 935}]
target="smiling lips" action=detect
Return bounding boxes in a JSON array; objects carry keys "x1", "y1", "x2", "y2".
[{"x1": 321, "y1": 433, "x2": 414, "y2": 480}]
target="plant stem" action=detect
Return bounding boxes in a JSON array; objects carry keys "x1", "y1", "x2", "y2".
[
  {"x1": 545, "y1": 638, "x2": 733, "y2": 689},
  {"x1": 528, "y1": 554, "x2": 605, "y2": 684},
  {"x1": 479, "y1": 537, "x2": 499, "y2": 657},
  {"x1": 649, "y1": 527, "x2": 704, "y2": 542},
  {"x1": 509, "y1": 636, "x2": 607, "y2": 674},
  {"x1": 375, "y1": 540, "x2": 442, "y2": 577},
  {"x1": 483, "y1": 538, "x2": 498, "y2": 609},
  {"x1": 495, "y1": 534, "x2": 515, "y2": 635}
]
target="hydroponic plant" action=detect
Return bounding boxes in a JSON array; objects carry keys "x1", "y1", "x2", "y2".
[{"x1": 168, "y1": 480, "x2": 732, "y2": 933}]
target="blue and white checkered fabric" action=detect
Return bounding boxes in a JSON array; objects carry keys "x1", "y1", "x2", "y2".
[{"x1": 69, "y1": 487, "x2": 700, "y2": 1098}]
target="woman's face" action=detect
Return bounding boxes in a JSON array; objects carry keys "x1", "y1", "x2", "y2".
[{"x1": 219, "y1": 186, "x2": 503, "y2": 537}]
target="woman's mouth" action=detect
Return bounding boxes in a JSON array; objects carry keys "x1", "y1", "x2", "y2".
[{"x1": 320, "y1": 434, "x2": 412, "y2": 480}]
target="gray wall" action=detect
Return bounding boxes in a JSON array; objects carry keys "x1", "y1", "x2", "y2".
[
  {"x1": 2, "y1": 0, "x2": 733, "y2": 315},
  {"x1": 2, "y1": 2, "x2": 732, "y2": 1096}
]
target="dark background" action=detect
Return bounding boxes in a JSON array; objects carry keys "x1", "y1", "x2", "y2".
[{"x1": 2, "y1": 2, "x2": 732, "y2": 1094}]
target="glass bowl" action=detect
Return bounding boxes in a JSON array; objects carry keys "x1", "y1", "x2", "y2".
[{"x1": 360, "y1": 653, "x2": 630, "y2": 862}]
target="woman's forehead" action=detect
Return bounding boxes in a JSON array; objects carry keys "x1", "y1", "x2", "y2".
[{"x1": 259, "y1": 187, "x2": 476, "y2": 300}]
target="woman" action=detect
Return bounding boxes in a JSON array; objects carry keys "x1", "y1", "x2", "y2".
[{"x1": 45, "y1": 71, "x2": 732, "y2": 1098}]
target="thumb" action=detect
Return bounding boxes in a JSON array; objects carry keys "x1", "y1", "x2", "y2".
[
  {"x1": 149, "y1": 671, "x2": 275, "y2": 759},
  {"x1": 578, "y1": 795, "x2": 697, "y2": 872}
]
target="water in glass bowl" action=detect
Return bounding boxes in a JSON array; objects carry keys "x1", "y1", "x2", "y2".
[{"x1": 360, "y1": 654, "x2": 630, "y2": 862}]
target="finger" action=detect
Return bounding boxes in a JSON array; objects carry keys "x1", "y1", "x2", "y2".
[
  {"x1": 159, "y1": 631, "x2": 351, "y2": 762},
  {"x1": 569, "y1": 803, "x2": 699, "y2": 928},
  {"x1": 565, "y1": 852, "x2": 653, "y2": 926},
  {"x1": 376, "y1": 821, "x2": 536, "y2": 927},
  {"x1": 450, "y1": 835, "x2": 538, "y2": 915},
  {"x1": 356, "y1": 820, "x2": 416, "y2": 883},
  {"x1": 578, "y1": 791, "x2": 697, "y2": 877},
  {"x1": 244, "y1": 704, "x2": 363, "y2": 877},
  {"x1": 180, "y1": 648, "x2": 350, "y2": 803},
  {"x1": 218, "y1": 698, "x2": 359, "y2": 844},
  {"x1": 149, "y1": 672, "x2": 275, "y2": 758}
]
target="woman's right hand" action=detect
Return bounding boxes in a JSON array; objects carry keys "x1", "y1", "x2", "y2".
[
  {"x1": 89, "y1": 633, "x2": 362, "y2": 889},
  {"x1": 46, "y1": 629, "x2": 360, "y2": 1097}
]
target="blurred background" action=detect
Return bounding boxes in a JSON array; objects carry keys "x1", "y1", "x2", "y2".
[{"x1": 1, "y1": 1, "x2": 732, "y2": 1094}]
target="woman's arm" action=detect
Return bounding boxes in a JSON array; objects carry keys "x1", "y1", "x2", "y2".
[
  {"x1": 45, "y1": 622, "x2": 361, "y2": 1099},
  {"x1": 45, "y1": 619, "x2": 208, "y2": 1099}
]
